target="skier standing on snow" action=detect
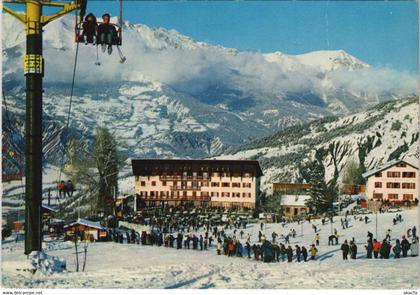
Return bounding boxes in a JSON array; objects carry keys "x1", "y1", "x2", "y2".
[
  {"x1": 287, "y1": 246, "x2": 293, "y2": 262},
  {"x1": 373, "y1": 239, "x2": 381, "y2": 258},
  {"x1": 393, "y1": 239, "x2": 401, "y2": 258},
  {"x1": 401, "y1": 236, "x2": 411, "y2": 257},
  {"x1": 365, "y1": 239, "x2": 373, "y2": 259},
  {"x1": 411, "y1": 237, "x2": 419, "y2": 257},
  {"x1": 295, "y1": 245, "x2": 301, "y2": 262},
  {"x1": 302, "y1": 246, "x2": 308, "y2": 262},
  {"x1": 245, "y1": 241, "x2": 251, "y2": 258},
  {"x1": 315, "y1": 233, "x2": 320, "y2": 246},
  {"x1": 341, "y1": 240, "x2": 350, "y2": 260},
  {"x1": 349, "y1": 240, "x2": 357, "y2": 259},
  {"x1": 309, "y1": 244, "x2": 318, "y2": 260}
]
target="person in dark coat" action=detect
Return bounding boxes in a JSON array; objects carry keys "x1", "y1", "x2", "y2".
[
  {"x1": 401, "y1": 236, "x2": 411, "y2": 257},
  {"x1": 365, "y1": 239, "x2": 373, "y2": 258},
  {"x1": 367, "y1": 231, "x2": 373, "y2": 243},
  {"x1": 349, "y1": 241, "x2": 357, "y2": 259},
  {"x1": 301, "y1": 246, "x2": 308, "y2": 262},
  {"x1": 98, "y1": 13, "x2": 118, "y2": 54},
  {"x1": 393, "y1": 239, "x2": 401, "y2": 258},
  {"x1": 177, "y1": 233, "x2": 183, "y2": 249},
  {"x1": 286, "y1": 246, "x2": 293, "y2": 262},
  {"x1": 81, "y1": 13, "x2": 97, "y2": 44},
  {"x1": 413, "y1": 226, "x2": 417, "y2": 238},
  {"x1": 273, "y1": 243, "x2": 280, "y2": 262},
  {"x1": 380, "y1": 239, "x2": 391, "y2": 259},
  {"x1": 245, "y1": 241, "x2": 251, "y2": 258},
  {"x1": 295, "y1": 245, "x2": 301, "y2": 262},
  {"x1": 199, "y1": 235, "x2": 204, "y2": 251},
  {"x1": 280, "y1": 244, "x2": 286, "y2": 262},
  {"x1": 341, "y1": 240, "x2": 350, "y2": 260}
]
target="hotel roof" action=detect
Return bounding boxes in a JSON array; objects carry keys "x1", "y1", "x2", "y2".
[{"x1": 362, "y1": 159, "x2": 418, "y2": 179}]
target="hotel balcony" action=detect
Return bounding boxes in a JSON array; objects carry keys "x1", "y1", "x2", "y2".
[
  {"x1": 159, "y1": 175, "x2": 211, "y2": 181},
  {"x1": 170, "y1": 186, "x2": 201, "y2": 191},
  {"x1": 142, "y1": 195, "x2": 211, "y2": 202}
]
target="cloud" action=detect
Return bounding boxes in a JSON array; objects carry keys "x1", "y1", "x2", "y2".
[{"x1": 2, "y1": 14, "x2": 417, "y2": 100}]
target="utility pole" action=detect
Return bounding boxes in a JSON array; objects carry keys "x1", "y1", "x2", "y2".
[{"x1": 3, "y1": 0, "x2": 83, "y2": 255}]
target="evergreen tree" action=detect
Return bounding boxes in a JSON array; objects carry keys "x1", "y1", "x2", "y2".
[
  {"x1": 93, "y1": 127, "x2": 120, "y2": 216},
  {"x1": 300, "y1": 149, "x2": 338, "y2": 214}
]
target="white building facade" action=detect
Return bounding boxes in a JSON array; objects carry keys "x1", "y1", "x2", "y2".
[
  {"x1": 132, "y1": 159, "x2": 262, "y2": 209},
  {"x1": 363, "y1": 159, "x2": 418, "y2": 204}
]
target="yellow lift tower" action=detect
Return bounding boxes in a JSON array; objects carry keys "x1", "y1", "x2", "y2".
[{"x1": 3, "y1": 0, "x2": 83, "y2": 255}]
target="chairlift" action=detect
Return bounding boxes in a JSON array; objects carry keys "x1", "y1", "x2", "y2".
[{"x1": 74, "y1": 0, "x2": 126, "y2": 65}]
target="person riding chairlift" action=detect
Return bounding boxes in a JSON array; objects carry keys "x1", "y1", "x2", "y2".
[
  {"x1": 82, "y1": 12, "x2": 97, "y2": 45},
  {"x1": 98, "y1": 13, "x2": 118, "y2": 55}
]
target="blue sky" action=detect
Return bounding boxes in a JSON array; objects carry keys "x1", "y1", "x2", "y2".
[{"x1": 19, "y1": 1, "x2": 420, "y2": 73}]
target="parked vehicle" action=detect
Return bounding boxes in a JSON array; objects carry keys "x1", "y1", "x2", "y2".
[{"x1": 387, "y1": 206, "x2": 402, "y2": 213}]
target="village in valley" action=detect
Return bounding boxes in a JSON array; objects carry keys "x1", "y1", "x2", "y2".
[{"x1": 1, "y1": 0, "x2": 419, "y2": 292}]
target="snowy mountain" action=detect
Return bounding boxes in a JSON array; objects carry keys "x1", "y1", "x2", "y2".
[
  {"x1": 218, "y1": 96, "x2": 419, "y2": 191},
  {"x1": 2, "y1": 14, "x2": 417, "y2": 168}
]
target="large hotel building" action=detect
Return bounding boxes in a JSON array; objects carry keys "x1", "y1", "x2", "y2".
[{"x1": 132, "y1": 159, "x2": 263, "y2": 209}]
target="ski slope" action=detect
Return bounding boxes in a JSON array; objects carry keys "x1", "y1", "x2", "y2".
[{"x1": 1, "y1": 208, "x2": 419, "y2": 289}]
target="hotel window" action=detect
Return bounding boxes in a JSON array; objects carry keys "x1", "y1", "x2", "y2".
[
  {"x1": 374, "y1": 182, "x2": 382, "y2": 188},
  {"x1": 402, "y1": 172, "x2": 416, "y2": 178},
  {"x1": 232, "y1": 183, "x2": 241, "y2": 188},
  {"x1": 396, "y1": 163, "x2": 407, "y2": 168},
  {"x1": 151, "y1": 181, "x2": 156, "y2": 186},
  {"x1": 387, "y1": 171, "x2": 400, "y2": 178},
  {"x1": 193, "y1": 172, "x2": 198, "y2": 177},
  {"x1": 211, "y1": 192, "x2": 219, "y2": 197},
  {"x1": 244, "y1": 173, "x2": 251, "y2": 177},
  {"x1": 285, "y1": 207, "x2": 290, "y2": 213},
  {"x1": 162, "y1": 181, "x2": 167, "y2": 186},
  {"x1": 373, "y1": 193, "x2": 383, "y2": 199},
  {"x1": 221, "y1": 192, "x2": 230, "y2": 197},
  {"x1": 212, "y1": 172, "x2": 219, "y2": 177},
  {"x1": 211, "y1": 182, "x2": 220, "y2": 187},
  {"x1": 222, "y1": 172, "x2": 229, "y2": 177},
  {"x1": 201, "y1": 181, "x2": 209, "y2": 187},
  {"x1": 243, "y1": 193, "x2": 251, "y2": 198},
  {"x1": 388, "y1": 193, "x2": 399, "y2": 200},
  {"x1": 243, "y1": 183, "x2": 252, "y2": 188},
  {"x1": 386, "y1": 182, "x2": 400, "y2": 189},
  {"x1": 140, "y1": 181, "x2": 146, "y2": 186},
  {"x1": 374, "y1": 172, "x2": 382, "y2": 177},
  {"x1": 203, "y1": 172, "x2": 209, "y2": 178},
  {"x1": 403, "y1": 194, "x2": 414, "y2": 200},
  {"x1": 183, "y1": 191, "x2": 187, "y2": 197},
  {"x1": 233, "y1": 192, "x2": 241, "y2": 198},
  {"x1": 150, "y1": 191, "x2": 155, "y2": 197},
  {"x1": 402, "y1": 183, "x2": 416, "y2": 189},
  {"x1": 222, "y1": 182, "x2": 230, "y2": 187},
  {"x1": 183, "y1": 172, "x2": 188, "y2": 177}
]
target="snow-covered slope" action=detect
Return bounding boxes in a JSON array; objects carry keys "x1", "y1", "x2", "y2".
[
  {"x1": 2, "y1": 208, "x2": 419, "y2": 288},
  {"x1": 219, "y1": 96, "x2": 419, "y2": 191},
  {"x1": 2, "y1": 14, "x2": 417, "y2": 164}
]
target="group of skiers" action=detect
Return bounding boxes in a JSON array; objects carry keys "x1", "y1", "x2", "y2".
[
  {"x1": 216, "y1": 235, "x2": 319, "y2": 264},
  {"x1": 340, "y1": 226, "x2": 419, "y2": 260}
]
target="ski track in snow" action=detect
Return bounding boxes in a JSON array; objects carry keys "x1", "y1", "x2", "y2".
[{"x1": 2, "y1": 209, "x2": 419, "y2": 289}]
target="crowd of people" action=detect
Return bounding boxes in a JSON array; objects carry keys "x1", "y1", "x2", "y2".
[{"x1": 105, "y1": 206, "x2": 419, "y2": 264}]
